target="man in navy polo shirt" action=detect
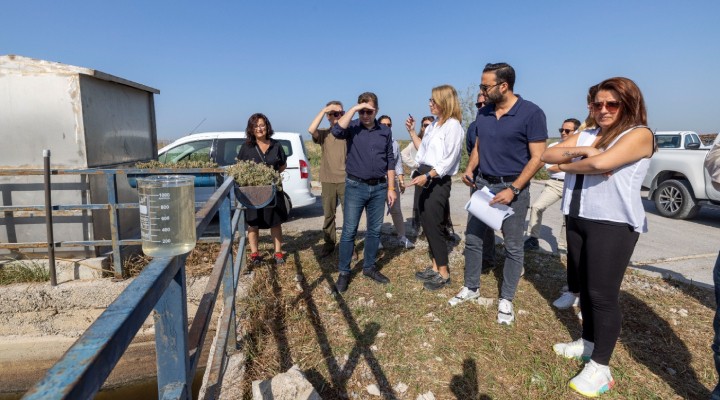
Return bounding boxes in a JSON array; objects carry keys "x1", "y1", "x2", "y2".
[
  {"x1": 457, "y1": 63, "x2": 548, "y2": 325},
  {"x1": 332, "y1": 92, "x2": 397, "y2": 293}
]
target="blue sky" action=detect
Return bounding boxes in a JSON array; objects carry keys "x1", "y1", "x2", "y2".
[{"x1": 4, "y1": 1, "x2": 720, "y2": 141}]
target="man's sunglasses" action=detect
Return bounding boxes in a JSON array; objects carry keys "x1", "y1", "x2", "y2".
[
  {"x1": 590, "y1": 101, "x2": 621, "y2": 113},
  {"x1": 327, "y1": 111, "x2": 345, "y2": 118},
  {"x1": 422, "y1": 123, "x2": 431, "y2": 128},
  {"x1": 475, "y1": 102, "x2": 484, "y2": 109},
  {"x1": 558, "y1": 128, "x2": 574, "y2": 134},
  {"x1": 358, "y1": 109, "x2": 374, "y2": 116}
]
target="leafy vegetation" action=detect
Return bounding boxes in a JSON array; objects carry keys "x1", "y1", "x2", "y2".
[
  {"x1": 0, "y1": 260, "x2": 50, "y2": 285},
  {"x1": 135, "y1": 160, "x2": 218, "y2": 169},
  {"x1": 226, "y1": 160, "x2": 282, "y2": 187}
]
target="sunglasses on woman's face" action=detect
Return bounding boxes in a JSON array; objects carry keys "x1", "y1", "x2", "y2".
[
  {"x1": 327, "y1": 111, "x2": 345, "y2": 118},
  {"x1": 590, "y1": 101, "x2": 621, "y2": 113},
  {"x1": 358, "y1": 109, "x2": 374, "y2": 116}
]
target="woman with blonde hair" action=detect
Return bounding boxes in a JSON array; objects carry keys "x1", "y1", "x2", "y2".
[
  {"x1": 405, "y1": 85, "x2": 463, "y2": 290},
  {"x1": 542, "y1": 77, "x2": 655, "y2": 397}
]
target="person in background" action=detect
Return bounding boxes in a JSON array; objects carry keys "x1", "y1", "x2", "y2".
[
  {"x1": 237, "y1": 113, "x2": 288, "y2": 266},
  {"x1": 379, "y1": 115, "x2": 414, "y2": 249},
  {"x1": 401, "y1": 116, "x2": 433, "y2": 236},
  {"x1": 464, "y1": 92, "x2": 498, "y2": 274},
  {"x1": 523, "y1": 118, "x2": 580, "y2": 255},
  {"x1": 706, "y1": 137, "x2": 720, "y2": 400},
  {"x1": 308, "y1": 101, "x2": 347, "y2": 258},
  {"x1": 407, "y1": 84, "x2": 463, "y2": 291},
  {"x1": 544, "y1": 77, "x2": 654, "y2": 397},
  {"x1": 458, "y1": 63, "x2": 548, "y2": 324},
  {"x1": 332, "y1": 92, "x2": 397, "y2": 293}
]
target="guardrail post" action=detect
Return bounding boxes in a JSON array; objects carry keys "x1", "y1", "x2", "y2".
[
  {"x1": 106, "y1": 173, "x2": 123, "y2": 278},
  {"x1": 43, "y1": 150, "x2": 57, "y2": 286},
  {"x1": 219, "y1": 194, "x2": 237, "y2": 351},
  {"x1": 154, "y1": 256, "x2": 191, "y2": 400}
]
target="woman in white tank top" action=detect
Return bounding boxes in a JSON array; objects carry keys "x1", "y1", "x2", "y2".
[{"x1": 541, "y1": 77, "x2": 655, "y2": 398}]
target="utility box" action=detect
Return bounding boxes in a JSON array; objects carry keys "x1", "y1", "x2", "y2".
[{"x1": 0, "y1": 55, "x2": 160, "y2": 258}]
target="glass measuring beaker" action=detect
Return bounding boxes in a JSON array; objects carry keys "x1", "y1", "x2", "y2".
[{"x1": 137, "y1": 175, "x2": 196, "y2": 257}]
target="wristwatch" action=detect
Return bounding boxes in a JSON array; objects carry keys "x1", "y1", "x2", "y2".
[
  {"x1": 508, "y1": 184, "x2": 521, "y2": 195},
  {"x1": 424, "y1": 172, "x2": 432, "y2": 180}
]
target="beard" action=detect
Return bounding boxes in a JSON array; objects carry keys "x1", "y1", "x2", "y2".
[{"x1": 484, "y1": 90, "x2": 503, "y2": 105}]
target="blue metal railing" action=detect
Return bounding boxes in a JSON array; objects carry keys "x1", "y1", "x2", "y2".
[{"x1": 22, "y1": 176, "x2": 246, "y2": 399}]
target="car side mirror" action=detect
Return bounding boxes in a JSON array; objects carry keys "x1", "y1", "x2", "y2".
[{"x1": 686, "y1": 142, "x2": 701, "y2": 150}]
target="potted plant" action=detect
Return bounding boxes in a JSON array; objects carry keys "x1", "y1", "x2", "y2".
[{"x1": 225, "y1": 160, "x2": 282, "y2": 209}]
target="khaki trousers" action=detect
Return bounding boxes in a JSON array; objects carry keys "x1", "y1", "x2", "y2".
[{"x1": 321, "y1": 182, "x2": 345, "y2": 246}]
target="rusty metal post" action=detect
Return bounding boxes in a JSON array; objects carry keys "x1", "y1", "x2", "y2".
[{"x1": 43, "y1": 150, "x2": 57, "y2": 286}]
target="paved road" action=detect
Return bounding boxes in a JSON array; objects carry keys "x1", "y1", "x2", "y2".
[{"x1": 286, "y1": 180, "x2": 720, "y2": 289}]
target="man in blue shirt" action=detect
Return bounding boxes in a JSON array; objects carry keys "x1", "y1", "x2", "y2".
[
  {"x1": 332, "y1": 92, "x2": 397, "y2": 292},
  {"x1": 457, "y1": 63, "x2": 548, "y2": 325}
]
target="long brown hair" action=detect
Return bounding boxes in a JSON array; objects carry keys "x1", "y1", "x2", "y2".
[{"x1": 593, "y1": 77, "x2": 647, "y2": 150}]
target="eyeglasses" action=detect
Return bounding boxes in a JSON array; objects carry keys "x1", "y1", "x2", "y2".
[
  {"x1": 382, "y1": 122, "x2": 392, "y2": 127},
  {"x1": 327, "y1": 111, "x2": 345, "y2": 118},
  {"x1": 429, "y1": 98, "x2": 437, "y2": 105},
  {"x1": 590, "y1": 101, "x2": 621, "y2": 113},
  {"x1": 558, "y1": 128, "x2": 574, "y2": 134},
  {"x1": 475, "y1": 102, "x2": 484, "y2": 109},
  {"x1": 358, "y1": 109, "x2": 374, "y2": 116},
  {"x1": 254, "y1": 125, "x2": 266, "y2": 131},
  {"x1": 479, "y1": 82, "x2": 502, "y2": 93}
]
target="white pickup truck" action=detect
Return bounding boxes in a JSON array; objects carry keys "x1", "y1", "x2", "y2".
[{"x1": 642, "y1": 132, "x2": 720, "y2": 219}]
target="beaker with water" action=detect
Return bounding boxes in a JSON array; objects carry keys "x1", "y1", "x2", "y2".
[{"x1": 138, "y1": 175, "x2": 196, "y2": 257}]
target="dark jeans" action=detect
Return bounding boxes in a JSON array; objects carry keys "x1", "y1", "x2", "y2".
[
  {"x1": 566, "y1": 216, "x2": 639, "y2": 365},
  {"x1": 463, "y1": 177, "x2": 530, "y2": 300},
  {"x1": 712, "y1": 251, "x2": 720, "y2": 399},
  {"x1": 337, "y1": 178, "x2": 387, "y2": 274}
]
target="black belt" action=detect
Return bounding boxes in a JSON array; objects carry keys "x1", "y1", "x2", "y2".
[
  {"x1": 478, "y1": 173, "x2": 519, "y2": 184},
  {"x1": 347, "y1": 174, "x2": 387, "y2": 186},
  {"x1": 550, "y1": 177, "x2": 564, "y2": 182}
]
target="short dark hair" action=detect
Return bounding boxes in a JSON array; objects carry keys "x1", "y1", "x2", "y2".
[
  {"x1": 358, "y1": 92, "x2": 379, "y2": 108},
  {"x1": 326, "y1": 100, "x2": 343, "y2": 108},
  {"x1": 378, "y1": 115, "x2": 391, "y2": 124},
  {"x1": 564, "y1": 118, "x2": 581, "y2": 130},
  {"x1": 245, "y1": 113, "x2": 274, "y2": 145},
  {"x1": 483, "y1": 62, "x2": 515, "y2": 91}
]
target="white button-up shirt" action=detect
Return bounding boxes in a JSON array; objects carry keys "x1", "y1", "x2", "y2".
[{"x1": 415, "y1": 117, "x2": 463, "y2": 177}]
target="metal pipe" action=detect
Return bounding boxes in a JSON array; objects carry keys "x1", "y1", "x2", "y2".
[{"x1": 43, "y1": 150, "x2": 57, "y2": 286}]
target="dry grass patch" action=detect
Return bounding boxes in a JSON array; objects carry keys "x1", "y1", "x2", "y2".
[{"x1": 238, "y1": 232, "x2": 716, "y2": 399}]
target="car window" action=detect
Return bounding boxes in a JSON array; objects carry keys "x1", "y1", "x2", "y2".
[
  {"x1": 158, "y1": 140, "x2": 213, "y2": 163},
  {"x1": 686, "y1": 134, "x2": 700, "y2": 146},
  {"x1": 216, "y1": 138, "x2": 293, "y2": 166},
  {"x1": 655, "y1": 135, "x2": 680, "y2": 148}
]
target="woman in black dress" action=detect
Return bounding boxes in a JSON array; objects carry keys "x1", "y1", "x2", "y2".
[{"x1": 237, "y1": 113, "x2": 288, "y2": 265}]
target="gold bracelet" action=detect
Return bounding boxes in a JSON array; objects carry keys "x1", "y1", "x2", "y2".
[{"x1": 387, "y1": 186, "x2": 396, "y2": 191}]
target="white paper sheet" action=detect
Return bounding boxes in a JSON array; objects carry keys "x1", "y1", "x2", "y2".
[{"x1": 464, "y1": 187, "x2": 515, "y2": 230}]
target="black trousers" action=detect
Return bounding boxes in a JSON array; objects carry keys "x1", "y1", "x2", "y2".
[
  {"x1": 417, "y1": 165, "x2": 452, "y2": 267},
  {"x1": 566, "y1": 216, "x2": 639, "y2": 365}
]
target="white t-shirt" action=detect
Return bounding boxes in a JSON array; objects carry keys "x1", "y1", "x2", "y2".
[{"x1": 415, "y1": 118, "x2": 463, "y2": 177}]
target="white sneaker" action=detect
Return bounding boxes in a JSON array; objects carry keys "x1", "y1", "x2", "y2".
[
  {"x1": 578, "y1": 310, "x2": 583, "y2": 320},
  {"x1": 497, "y1": 298, "x2": 514, "y2": 325},
  {"x1": 398, "y1": 236, "x2": 415, "y2": 249},
  {"x1": 448, "y1": 286, "x2": 479, "y2": 306},
  {"x1": 569, "y1": 360, "x2": 615, "y2": 397},
  {"x1": 553, "y1": 338, "x2": 593, "y2": 361},
  {"x1": 553, "y1": 292, "x2": 580, "y2": 309}
]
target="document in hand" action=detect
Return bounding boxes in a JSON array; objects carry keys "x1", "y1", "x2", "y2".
[{"x1": 464, "y1": 186, "x2": 515, "y2": 230}]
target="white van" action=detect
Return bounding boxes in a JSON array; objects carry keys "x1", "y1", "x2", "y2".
[{"x1": 157, "y1": 131, "x2": 316, "y2": 211}]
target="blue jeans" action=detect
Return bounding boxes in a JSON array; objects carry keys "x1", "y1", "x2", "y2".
[
  {"x1": 338, "y1": 178, "x2": 387, "y2": 274},
  {"x1": 712, "y1": 251, "x2": 720, "y2": 399},
  {"x1": 463, "y1": 177, "x2": 530, "y2": 300}
]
